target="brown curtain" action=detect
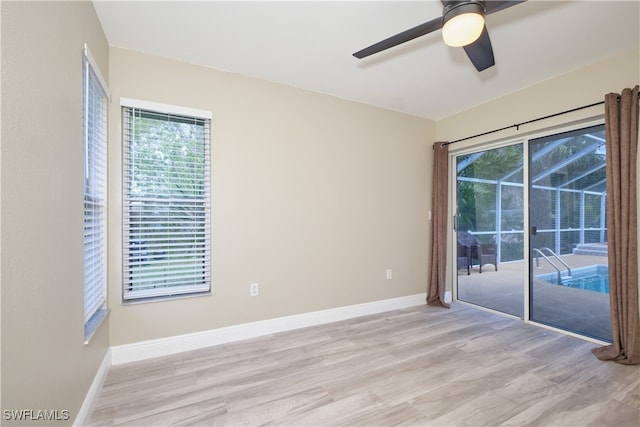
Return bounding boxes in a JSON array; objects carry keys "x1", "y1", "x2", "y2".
[
  {"x1": 427, "y1": 142, "x2": 450, "y2": 308},
  {"x1": 592, "y1": 86, "x2": 640, "y2": 365}
]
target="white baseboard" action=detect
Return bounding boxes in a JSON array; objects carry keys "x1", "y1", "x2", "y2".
[
  {"x1": 445, "y1": 291, "x2": 452, "y2": 303},
  {"x1": 73, "y1": 348, "x2": 111, "y2": 427},
  {"x1": 111, "y1": 293, "x2": 427, "y2": 365}
]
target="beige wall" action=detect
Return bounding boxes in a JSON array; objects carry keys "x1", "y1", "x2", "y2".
[
  {"x1": 437, "y1": 49, "x2": 640, "y2": 143},
  {"x1": 1, "y1": 2, "x2": 110, "y2": 425},
  {"x1": 436, "y1": 48, "x2": 640, "y2": 292},
  {"x1": 107, "y1": 48, "x2": 435, "y2": 345}
]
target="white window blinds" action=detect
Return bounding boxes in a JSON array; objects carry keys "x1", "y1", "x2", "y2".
[
  {"x1": 83, "y1": 45, "x2": 109, "y2": 323},
  {"x1": 122, "y1": 101, "x2": 211, "y2": 301}
]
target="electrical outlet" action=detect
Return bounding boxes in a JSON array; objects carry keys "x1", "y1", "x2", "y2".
[
  {"x1": 250, "y1": 283, "x2": 259, "y2": 296},
  {"x1": 386, "y1": 269, "x2": 393, "y2": 280}
]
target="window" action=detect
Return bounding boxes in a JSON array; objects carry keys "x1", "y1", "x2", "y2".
[
  {"x1": 83, "y1": 44, "x2": 109, "y2": 339},
  {"x1": 122, "y1": 99, "x2": 211, "y2": 301}
]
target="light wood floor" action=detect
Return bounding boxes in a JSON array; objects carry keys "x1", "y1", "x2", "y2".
[{"x1": 87, "y1": 304, "x2": 639, "y2": 426}]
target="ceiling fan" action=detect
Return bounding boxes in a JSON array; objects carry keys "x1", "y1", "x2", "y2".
[{"x1": 353, "y1": 0, "x2": 526, "y2": 72}]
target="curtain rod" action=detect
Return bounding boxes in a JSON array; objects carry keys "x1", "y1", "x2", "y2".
[{"x1": 440, "y1": 92, "x2": 639, "y2": 147}]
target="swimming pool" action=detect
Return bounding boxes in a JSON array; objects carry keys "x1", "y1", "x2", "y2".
[{"x1": 536, "y1": 265, "x2": 609, "y2": 294}]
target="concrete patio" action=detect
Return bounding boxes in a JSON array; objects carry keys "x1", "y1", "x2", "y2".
[{"x1": 456, "y1": 254, "x2": 611, "y2": 342}]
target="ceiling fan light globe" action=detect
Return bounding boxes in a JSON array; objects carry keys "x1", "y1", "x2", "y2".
[{"x1": 442, "y1": 12, "x2": 485, "y2": 47}]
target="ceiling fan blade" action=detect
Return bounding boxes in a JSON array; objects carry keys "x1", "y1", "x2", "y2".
[
  {"x1": 353, "y1": 17, "x2": 442, "y2": 59},
  {"x1": 463, "y1": 25, "x2": 495, "y2": 71},
  {"x1": 485, "y1": 0, "x2": 527, "y2": 15}
]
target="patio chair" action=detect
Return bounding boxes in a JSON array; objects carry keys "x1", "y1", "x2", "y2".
[
  {"x1": 457, "y1": 243, "x2": 471, "y2": 275},
  {"x1": 458, "y1": 231, "x2": 498, "y2": 273},
  {"x1": 477, "y1": 241, "x2": 498, "y2": 273},
  {"x1": 458, "y1": 231, "x2": 480, "y2": 273}
]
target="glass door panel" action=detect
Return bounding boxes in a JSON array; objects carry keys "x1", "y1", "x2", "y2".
[
  {"x1": 529, "y1": 124, "x2": 612, "y2": 341},
  {"x1": 456, "y1": 144, "x2": 524, "y2": 317}
]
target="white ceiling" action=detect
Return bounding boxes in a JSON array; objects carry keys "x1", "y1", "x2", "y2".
[{"x1": 93, "y1": 0, "x2": 640, "y2": 121}]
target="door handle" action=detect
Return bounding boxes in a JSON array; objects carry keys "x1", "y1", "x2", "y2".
[{"x1": 531, "y1": 226, "x2": 537, "y2": 235}]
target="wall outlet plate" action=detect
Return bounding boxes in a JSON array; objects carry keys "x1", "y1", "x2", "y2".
[{"x1": 250, "y1": 283, "x2": 259, "y2": 296}]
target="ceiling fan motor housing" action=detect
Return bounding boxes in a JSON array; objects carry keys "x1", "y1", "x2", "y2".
[{"x1": 443, "y1": 0, "x2": 487, "y2": 22}]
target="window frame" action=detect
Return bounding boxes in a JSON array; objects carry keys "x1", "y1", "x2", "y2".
[
  {"x1": 121, "y1": 98, "x2": 212, "y2": 302},
  {"x1": 83, "y1": 44, "x2": 110, "y2": 342}
]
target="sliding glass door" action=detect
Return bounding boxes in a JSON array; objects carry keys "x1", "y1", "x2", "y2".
[
  {"x1": 529, "y1": 124, "x2": 611, "y2": 342},
  {"x1": 455, "y1": 143, "x2": 525, "y2": 317},
  {"x1": 454, "y1": 122, "x2": 612, "y2": 343}
]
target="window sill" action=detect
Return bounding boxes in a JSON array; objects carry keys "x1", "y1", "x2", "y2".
[
  {"x1": 122, "y1": 291, "x2": 211, "y2": 306},
  {"x1": 84, "y1": 307, "x2": 110, "y2": 345}
]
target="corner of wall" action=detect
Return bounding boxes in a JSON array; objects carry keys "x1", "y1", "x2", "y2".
[{"x1": 73, "y1": 349, "x2": 112, "y2": 427}]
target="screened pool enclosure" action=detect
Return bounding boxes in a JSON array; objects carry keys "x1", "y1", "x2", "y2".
[{"x1": 456, "y1": 124, "x2": 607, "y2": 265}]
